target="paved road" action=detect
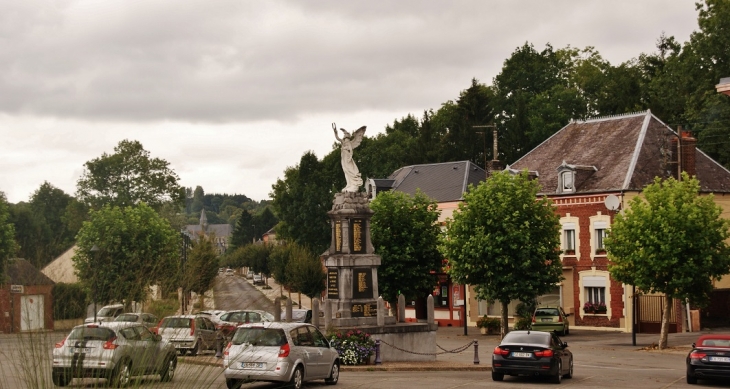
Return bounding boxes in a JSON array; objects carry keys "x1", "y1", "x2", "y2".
[{"x1": 214, "y1": 274, "x2": 275, "y2": 312}]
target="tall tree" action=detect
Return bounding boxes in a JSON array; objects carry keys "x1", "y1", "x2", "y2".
[
  {"x1": 285, "y1": 244, "x2": 326, "y2": 299},
  {"x1": 76, "y1": 139, "x2": 185, "y2": 210},
  {"x1": 230, "y1": 210, "x2": 255, "y2": 249},
  {"x1": 0, "y1": 192, "x2": 18, "y2": 279},
  {"x1": 73, "y1": 203, "x2": 180, "y2": 306},
  {"x1": 370, "y1": 190, "x2": 443, "y2": 309},
  {"x1": 251, "y1": 207, "x2": 278, "y2": 241},
  {"x1": 443, "y1": 171, "x2": 562, "y2": 338},
  {"x1": 607, "y1": 173, "x2": 730, "y2": 349},
  {"x1": 184, "y1": 234, "x2": 220, "y2": 310}
]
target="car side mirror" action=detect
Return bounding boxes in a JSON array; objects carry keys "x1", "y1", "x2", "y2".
[
  {"x1": 562, "y1": 342, "x2": 568, "y2": 348},
  {"x1": 692, "y1": 343, "x2": 696, "y2": 348}
]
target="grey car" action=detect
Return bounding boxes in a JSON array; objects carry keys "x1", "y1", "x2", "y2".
[
  {"x1": 223, "y1": 322, "x2": 340, "y2": 389},
  {"x1": 52, "y1": 322, "x2": 177, "y2": 387},
  {"x1": 157, "y1": 315, "x2": 220, "y2": 355},
  {"x1": 114, "y1": 312, "x2": 159, "y2": 328}
]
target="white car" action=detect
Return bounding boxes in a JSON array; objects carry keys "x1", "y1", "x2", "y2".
[
  {"x1": 157, "y1": 315, "x2": 220, "y2": 356},
  {"x1": 224, "y1": 322, "x2": 340, "y2": 389},
  {"x1": 225, "y1": 268, "x2": 235, "y2": 276},
  {"x1": 84, "y1": 304, "x2": 124, "y2": 324}
]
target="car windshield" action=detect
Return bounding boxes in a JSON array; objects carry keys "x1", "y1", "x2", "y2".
[
  {"x1": 261, "y1": 312, "x2": 274, "y2": 321},
  {"x1": 700, "y1": 338, "x2": 730, "y2": 347},
  {"x1": 159, "y1": 317, "x2": 192, "y2": 328},
  {"x1": 501, "y1": 332, "x2": 550, "y2": 346},
  {"x1": 68, "y1": 327, "x2": 116, "y2": 341},
  {"x1": 231, "y1": 328, "x2": 286, "y2": 347},
  {"x1": 114, "y1": 314, "x2": 139, "y2": 322},
  {"x1": 97, "y1": 307, "x2": 120, "y2": 316},
  {"x1": 535, "y1": 309, "x2": 560, "y2": 316}
]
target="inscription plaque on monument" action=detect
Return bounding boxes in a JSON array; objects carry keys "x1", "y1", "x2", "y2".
[
  {"x1": 334, "y1": 220, "x2": 342, "y2": 253},
  {"x1": 351, "y1": 302, "x2": 378, "y2": 317},
  {"x1": 352, "y1": 268, "x2": 372, "y2": 299},
  {"x1": 349, "y1": 218, "x2": 366, "y2": 254},
  {"x1": 327, "y1": 268, "x2": 339, "y2": 299}
]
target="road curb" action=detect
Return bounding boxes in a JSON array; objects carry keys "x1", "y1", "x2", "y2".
[{"x1": 178, "y1": 357, "x2": 492, "y2": 372}]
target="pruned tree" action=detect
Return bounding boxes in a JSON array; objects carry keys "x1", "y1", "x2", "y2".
[
  {"x1": 285, "y1": 244, "x2": 326, "y2": 300},
  {"x1": 443, "y1": 170, "x2": 562, "y2": 338},
  {"x1": 184, "y1": 234, "x2": 220, "y2": 310},
  {"x1": 607, "y1": 173, "x2": 730, "y2": 349},
  {"x1": 0, "y1": 192, "x2": 18, "y2": 279}
]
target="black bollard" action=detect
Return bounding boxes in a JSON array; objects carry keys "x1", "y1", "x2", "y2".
[
  {"x1": 215, "y1": 335, "x2": 224, "y2": 358},
  {"x1": 473, "y1": 340, "x2": 479, "y2": 365},
  {"x1": 375, "y1": 339, "x2": 382, "y2": 365}
]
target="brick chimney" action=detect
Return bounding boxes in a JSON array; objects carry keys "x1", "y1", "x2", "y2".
[
  {"x1": 487, "y1": 128, "x2": 504, "y2": 177},
  {"x1": 680, "y1": 130, "x2": 697, "y2": 178}
]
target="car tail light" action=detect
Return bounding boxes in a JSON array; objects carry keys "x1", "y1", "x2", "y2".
[
  {"x1": 54, "y1": 337, "x2": 67, "y2": 348},
  {"x1": 493, "y1": 346, "x2": 509, "y2": 356},
  {"x1": 534, "y1": 349, "x2": 554, "y2": 358},
  {"x1": 558, "y1": 315, "x2": 563, "y2": 323},
  {"x1": 690, "y1": 352, "x2": 707, "y2": 360},
  {"x1": 279, "y1": 343, "x2": 291, "y2": 357},
  {"x1": 151, "y1": 327, "x2": 158, "y2": 335},
  {"x1": 190, "y1": 320, "x2": 195, "y2": 336},
  {"x1": 223, "y1": 342, "x2": 231, "y2": 356},
  {"x1": 103, "y1": 337, "x2": 119, "y2": 350},
  {"x1": 532, "y1": 316, "x2": 536, "y2": 324}
]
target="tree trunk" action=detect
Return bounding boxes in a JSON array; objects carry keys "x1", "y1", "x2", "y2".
[
  {"x1": 199, "y1": 293, "x2": 205, "y2": 312},
  {"x1": 501, "y1": 300, "x2": 510, "y2": 339},
  {"x1": 658, "y1": 296, "x2": 671, "y2": 349}
]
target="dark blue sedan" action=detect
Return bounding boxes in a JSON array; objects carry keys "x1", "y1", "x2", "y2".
[{"x1": 492, "y1": 330, "x2": 573, "y2": 383}]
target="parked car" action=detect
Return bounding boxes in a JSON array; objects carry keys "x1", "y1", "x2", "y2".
[
  {"x1": 281, "y1": 309, "x2": 312, "y2": 323},
  {"x1": 198, "y1": 310, "x2": 227, "y2": 327},
  {"x1": 217, "y1": 310, "x2": 274, "y2": 339},
  {"x1": 491, "y1": 330, "x2": 573, "y2": 383},
  {"x1": 52, "y1": 322, "x2": 177, "y2": 387},
  {"x1": 246, "y1": 272, "x2": 254, "y2": 280},
  {"x1": 114, "y1": 312, "x2": 159, "y2": 328},
  {"x1": 84, "y1": 303, "x2": 124, "y2": 324},
  {"x1": 686, "y1": 334, "x2": 730, "y2": 384},
  {"x1": 156, "y1": 315, "x2": 220, "y2": 356},
  {"x1": 225, "y1": 268, "x2": 235, "y2": 276},
  {"x1": 223, "y1": 322, "x2": 340, "y2": 389},
  {"x1": 252, "y1": 273, "x2": 265, "y2": 285},
  {"x1": 531, "y1": 306, "x2": 570, "y2": 336}
]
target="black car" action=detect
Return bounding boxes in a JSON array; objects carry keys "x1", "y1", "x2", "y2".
[
  {"x1": 492, "y1": 330, "x2": 573, "y2": 383},
  {"x1": 686, "y1": 334, "x2": 730, "y2": 384}
]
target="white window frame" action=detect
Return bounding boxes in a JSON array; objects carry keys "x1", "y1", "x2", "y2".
[{"x1": 561, "y1": 171, "x2": 574, "y2": 193}]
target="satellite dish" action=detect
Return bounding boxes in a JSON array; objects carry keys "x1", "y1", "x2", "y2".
[{"x1": 604, "y1": 194, "x2": 620, "y2": 211}]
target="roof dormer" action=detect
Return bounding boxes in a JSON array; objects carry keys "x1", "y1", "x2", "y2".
[{"x1": 557, "y1": 161, "x2": 597, "y2": 194}]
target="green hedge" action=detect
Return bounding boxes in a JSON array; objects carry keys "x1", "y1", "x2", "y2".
[{"x1": 53, "y1": 283, "x2": 88, "y2": 320}]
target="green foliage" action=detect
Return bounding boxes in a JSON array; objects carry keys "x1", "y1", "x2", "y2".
[
  {"x1": 443, "y1": 170, "x2": 562, "y2": 309},
  {"x1": 236, "y1": 243, "x2": 272, "y2": 277},
  {"x1": 0, "y1": 192, "x2": 18, "y2": 278},
  {"x1": 285, "y1": 244, "x2": 326, "y2": 299},
  {"x1": 146, "y1": 298, "x2": 180, "y2": 320},
  {"x1": 476, "y1": 315, "x2": 501, "y2": 331},
  {"x1": 52, "y1": 283, "x2": 88, "y2": 320},
  {"x1": 76, "y1": 139, "x2": 185, "y2": 210},
  {"x1": 513, "y1": 317, "x2": 533, "y2": 331},
  {"x1": 370, "y1": 190, "x2": 442, "y2": 304},
  {"x1": 73, "y1": 203, "x2": 181, "y2": 305},
  {"x1": 607, "y1": 173, "x2": 730, "y2": 306},
  {"x1": 184, "y1": 235, "x2": 219, "y2": 296}
]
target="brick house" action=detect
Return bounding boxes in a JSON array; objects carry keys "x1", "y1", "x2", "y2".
[
  {"x1": 509, "y1": 110, "x2": 730, "y2": 332},
  {"x1": 0, "y1": 259, "x2": 55, "y2": 333}
]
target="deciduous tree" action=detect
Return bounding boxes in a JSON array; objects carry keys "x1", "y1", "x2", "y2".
[
  {"x1": 0, "y1": 192, "x2": 18, "y2": 278},
  {"x1": 607, "y1": 173, "x2": 730, "y2": 349},
  {"x1": 443, "y1": 171, "x2": 562, "y2": 338},
  {"x1": 184, "y1": 234, "x2": 220, "y2": 310}
]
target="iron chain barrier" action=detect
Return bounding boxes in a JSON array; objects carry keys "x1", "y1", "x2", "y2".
[{"x1": 374, "y1": 338, "x2": 480, "y2": 365}]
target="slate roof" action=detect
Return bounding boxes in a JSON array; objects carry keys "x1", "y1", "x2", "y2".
[
  {"x1": 510, "y1": 110, "x2": 730, "y2": 194},
  {"x1": 6, "y1": 259, "x2": 55, "y2": 286},
  {"x1": 385, "y1": 161, "x2": 486, "y2": 202}
]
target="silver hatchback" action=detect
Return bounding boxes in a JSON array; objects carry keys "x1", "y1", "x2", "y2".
[
  {"x1": 52, "y1": 322, "x2": 177, "y2": 387},
  {"x1": 223, "y1": 322, "x2": 340, "y2": 389}
]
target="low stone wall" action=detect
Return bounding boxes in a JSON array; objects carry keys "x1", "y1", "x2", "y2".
[
  {"x1": 341, "y1": 323, "x2": 438, "y2": 362},
  {"x1": 54, "y1": 318, "x2": 83, "y2": 331}
]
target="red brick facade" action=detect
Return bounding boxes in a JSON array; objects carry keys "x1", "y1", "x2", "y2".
[{"x1": 0, "y1": 284, "x2": 55, "y2": 333}]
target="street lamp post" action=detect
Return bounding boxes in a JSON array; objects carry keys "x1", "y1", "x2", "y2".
[{"x1": 90, "y1": 244, "x2": 100, "y2": 322}]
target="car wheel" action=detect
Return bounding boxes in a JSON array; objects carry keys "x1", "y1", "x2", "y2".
[
  {"x1": 226, "y1": 378, "x2": 243, "y2": 389},
  {"x1": 52, "y1": 370, "x2": 71, "y2": 387},
  {"x1": 113, "y1": 361, "x2": 132, "y2": 387},
  {"x1": 491, "y1": 371, "x2": 504, "y2": 381},
  {"x1": 325, "y1": 362, "x2": 340, "y2": 385},
  {"x1": 686, "y1": 367, "x2": 698, "y2": 384},
  {"x1": 289, "y1": 366, "x2": 303, "y2": 389},
  {"x1": 550, "y1": 361, "x2": 562, "y2": 384},
  {"x1": 160, "y1": 355, "x2": 177, "y2": 382},
  {"x1": 189, "y1": 340, "x2": 200, "y2": 356},
  {"x1": 563, "y1": 358, "x2": 573, "y2": 378}
]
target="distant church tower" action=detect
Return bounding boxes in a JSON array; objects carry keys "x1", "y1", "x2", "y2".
[{"x1": 200, "y1": 209, "x2": 208, "y2": 233}]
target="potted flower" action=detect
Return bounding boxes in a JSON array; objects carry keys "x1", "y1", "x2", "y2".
[
  {"x1": 476, "y1": 315, "x2": 501, "y2": 335},
  {"x1": 595, "y1": 302, "x2": 607, "y2": 313},
  {"x1": 563, "y1": 249, "x2": 575, "y2": 255},
  {"x1": 583, "y1": 302, "x2": 595, "y2": 314},
  {"x1": 595, "y1": 248, "x2": 607, "y2": 255}
]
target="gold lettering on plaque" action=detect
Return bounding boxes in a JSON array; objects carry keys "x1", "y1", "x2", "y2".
[
  {"x1": 335, "y1": 221, "x2": 342, "y2": 252},
  {"x1": 352, "y1": 221, "x2": 362, "y2": 252},
  {"x1": 358, "y1": 272, "x2": 368, "y2": 293}
]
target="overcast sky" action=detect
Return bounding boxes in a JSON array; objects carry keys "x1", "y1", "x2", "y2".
[{"x1": 0, "y1": 0, "x2": 700, "y2": 204}]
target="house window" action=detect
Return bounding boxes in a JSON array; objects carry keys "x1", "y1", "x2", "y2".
[
  {"x1": 564, "y1": 229, "x2": 575, "y2": 252},
  {"x1": 586, "y1": 287, "x2": 605, "y2": 304},
  {"x1": 595, "y1": 229, "x2": 606, "y2": 250},
  {"x1": 561, "y1": 171, "x2": 574, "y2": 192}
]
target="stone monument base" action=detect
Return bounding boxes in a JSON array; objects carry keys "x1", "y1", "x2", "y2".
[{"x1": 336, "y1": 322, "x2": 438, "y2": 362}]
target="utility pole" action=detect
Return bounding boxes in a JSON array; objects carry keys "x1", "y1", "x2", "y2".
[{"x1": 473, "y1": 124, "x2": 496, "y2": 179}]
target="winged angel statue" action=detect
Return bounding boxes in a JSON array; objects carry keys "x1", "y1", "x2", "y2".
[{"x1": 332, "y1": 123, "x2": 366, "y2": 192}]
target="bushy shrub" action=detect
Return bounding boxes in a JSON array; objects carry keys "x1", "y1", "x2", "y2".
[
  {"x1": 328, "y1": 329, "x2": 376, "y2": 365},
  {"x1": 147, "y1": 298, "x2": 179, "y2": 319},
  {"x1": 53, "y1": 283, "x2": 88, "y2": 320}
]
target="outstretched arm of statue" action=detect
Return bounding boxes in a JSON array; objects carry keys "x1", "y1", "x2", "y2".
[{"x1": 332, "y1": 123, "x2": 341, "y2": 142}]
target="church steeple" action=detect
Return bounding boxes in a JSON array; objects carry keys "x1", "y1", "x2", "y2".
[{"x1": 200, "y1": 209, "x2": 208, "y2": 232}]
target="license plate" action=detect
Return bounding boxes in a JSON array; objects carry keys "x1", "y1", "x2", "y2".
[
  {"x1": 710, "y1": 356, "x2": 730, "y2": 362},
  {"x1": 541, "y1": 318, "x2": 552, "y2": 322},
  {"x1": 242, "y1": 362, "x2": 265, "y2": 369},
  {"x1": 72, "y1": 348, "x2": 91, "y2": 353},
  {"x1": 511, "y1": 352, "x2": 532, "y2": 358}
]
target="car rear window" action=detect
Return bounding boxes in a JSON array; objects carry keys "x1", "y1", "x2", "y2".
[
  {"x1": 700, "y1": 338, "x2": 730, "y2": 347},
  {"x1": 535, "y1": 309, "x2": 560, "y2": 316},
  {"x1": 232, "y1": 328, "x2": 286, "y2": 347},
  {"x1": 68, "y1": 327, "x2": 116, "y2": 341},
  {"x1": 98, "y1": 307, "x2": 121, "y2": 316},
  {"x1": 160, "y1": 317, "x2": 192, "y2": 328},
  {"x1": 502, "y1": 332, "x2": 550, "y2": 345},
  {"x1": 115, "y1": 314, "x2": 139, "y2": 322}
]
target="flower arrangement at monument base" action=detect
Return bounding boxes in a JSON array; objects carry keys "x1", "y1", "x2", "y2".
[{"x1": 328, "y1": 328, "x2": 376, "y2": 365}]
